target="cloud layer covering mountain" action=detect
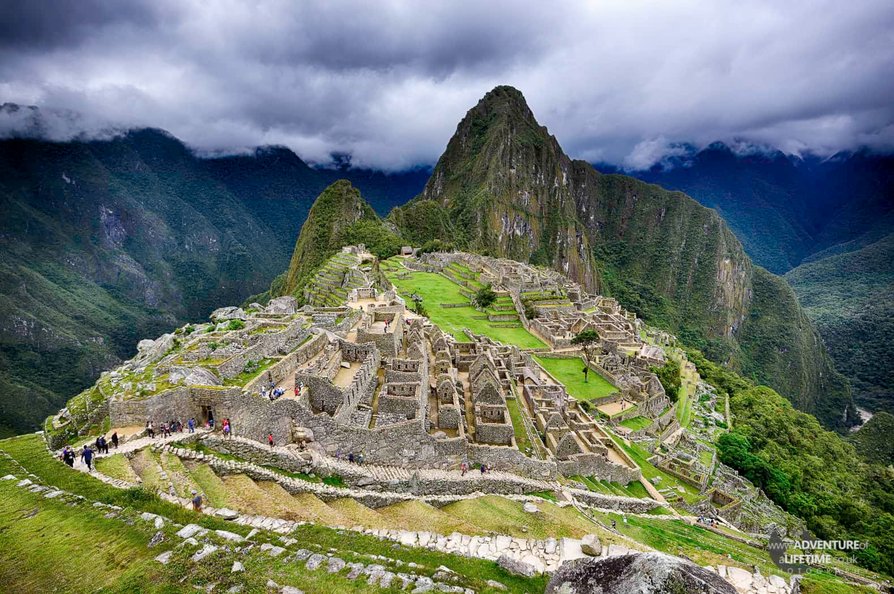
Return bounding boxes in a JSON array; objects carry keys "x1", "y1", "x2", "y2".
[{"x1": 2, "y1": 0, "x2": 893, "y2": 169}]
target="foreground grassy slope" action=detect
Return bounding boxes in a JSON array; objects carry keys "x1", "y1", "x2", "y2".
[{"x1": 0, "y1": 434, "x2": 547, "y2": 594}]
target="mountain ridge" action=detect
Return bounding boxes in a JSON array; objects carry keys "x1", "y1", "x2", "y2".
[{"x1": 388, "y1": 85, "x2": 854, "y2": 429}]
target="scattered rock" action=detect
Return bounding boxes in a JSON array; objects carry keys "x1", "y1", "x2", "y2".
[
  {"x1": 280, "y1": 587, "x2": 303, "y2": 594},
  {"x1": 176, "y1": 524, "x2": 207, "y2": 539},
  {"x1": 546, "y1": 552, "x2": 737, "y2": 594},
  {"x1": 305, "y1": 553, "x2": 326, "y2": 570},
  {"x1": 169, "y1": 365, "x2": 221, "y2": 387},
  {"x1": 523, "y1": 502, "x2": 540, "y2": 514},
  {"x1": 154, "y1": 551, "x2": 173, "y2": 565},
  {"x1": 327, "y1": 557, "x2": 346, "y2": 573},
  {"x1": 148, "y1": 531, "x2": 165, "y2": 548},
  {"x1": 191, "y1": 544, "x2": 219, "y2": 562},
  {"x1": 231, "y1": 561, "x2": 244, "y2": 573},
  {"x1": 485, "y1": 580, "x2": 507, "y2": 591},
  {"x1": 580, "y1": 534, "x2": 602, "y2": 556},
  {"x1": 216, "y1": 508, "x2": 240, "y2": 520},
  {"x1": 215, "y1": 530, "x2": 243, "y2": 542}
]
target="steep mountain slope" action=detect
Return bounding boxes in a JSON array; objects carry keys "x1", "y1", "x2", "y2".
[
  {"x1": 390, "y1": 86, "x2": 854, "y2": 429},
  {"x1": 624, "y1": 144, "x2": 894, "y2": 416},
  {"x1": 628, "y1": 144, "x2": 894, "y2": 274},
  {"x1": 276, "y1": 180, "x2": 399, "y2": 298},
  {"x1": 785, "y1": 233, "x2": 894, "y2": 413},
  {"x1": 0, "y1": 131, "x2": 425, "y2": 435}
]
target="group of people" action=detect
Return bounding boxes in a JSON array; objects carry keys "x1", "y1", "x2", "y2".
[
  {"x1": 146, "y1": 417, "x2": 210, "y2": 439},
  {"x1": 696, "y1": 516, "x2": 719, "y2": 528},
  {"x1": 58, "y1": 430, "x2": 122, "y2": 471}
]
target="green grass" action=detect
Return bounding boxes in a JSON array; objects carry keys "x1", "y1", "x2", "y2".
[
  {"x1": 572, "y1": 475, "x2": 651, "y2": 499},
  {"x1": 619, "y1": 416, "x2": 652, "y2": 431},
  {"x1": 384, "y1": 266, "x2": 544, "y2": 348},
  {"x1": 0, "y1": 478, "x2": 168, "y2": 593},
  {"x1": 676, "y1": 379, "x2": 693, "y2": 427},
  {"x1": 590, "y1": 509, "x2": 784, "y2": 576},
  {"x1": 95, "y1": 453, "x2": 139, "y2": 483},
  {"x1": 534, "y1": 356, "x2": 617, "y2": 401},
  {"x1": 505, "y1": 398, "x2": 532, "y2": 453},
  {"x1": 603, "y1": 431, "x2": 702, "y2": 504},
  {"x1": 800, "y1": 571, "x2": 878, "y2": 594}
]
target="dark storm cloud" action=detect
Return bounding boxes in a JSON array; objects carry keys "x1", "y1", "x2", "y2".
[
  {"x1": 1, "y1": 0, "x2": 893, "y2": 169},
  {"x1": 0, "y1": 0, "x2": 162, "y2": 50}
]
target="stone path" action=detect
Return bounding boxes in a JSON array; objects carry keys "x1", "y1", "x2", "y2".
[{"x1": 68, "y1": 429, "x2": 210, "y2": 475}]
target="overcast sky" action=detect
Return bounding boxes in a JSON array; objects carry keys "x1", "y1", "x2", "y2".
[{"x1": 2, "y1": 0, "x2": 893, "y2": 169}]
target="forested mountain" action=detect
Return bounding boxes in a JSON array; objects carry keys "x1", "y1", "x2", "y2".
[
  {"x1": 388, "y1": 86, "x2": 854, "y2": 429},
  {"x1": 621, "y1": 145, "x2": 894, "y2": 414},
  {"x1": 0, "y1": 129, "x2": 425, "y2": 435}
]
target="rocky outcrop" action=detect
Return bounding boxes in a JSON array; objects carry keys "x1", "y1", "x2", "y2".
[{"x1": 546, "y1": 552, "x2": 736, "y2": 594}]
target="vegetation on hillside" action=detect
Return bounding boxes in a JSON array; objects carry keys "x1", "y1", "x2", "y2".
[
  {"x1": 278, "y1": 180, "x2": 401, "y2": 300},
  {"x1": 651, "y1": 359, "x2": 681, "y2": 402},
  {"x1": 849, "y1": 412, "x2": 894, "y2": 465},
  {"x1": 688, "y1": 350, "x2": 894, "y2": 577},
  {"x1": 786, "y1": 233, "x2": 894, "y2": 414}
]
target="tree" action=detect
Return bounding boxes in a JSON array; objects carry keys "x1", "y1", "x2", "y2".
[
  {"x1": 409, "y1": 292, "x2": 424, "y2": 315},
  {"x1": 571, "y1": 329, "x2": 600, "y2": 383},
  {"x1": 651, "y1": 359, "x2": 682, "y2": 402},
  {"x1": 473, "y1": 284, "x2": 497, "y2": 309}
]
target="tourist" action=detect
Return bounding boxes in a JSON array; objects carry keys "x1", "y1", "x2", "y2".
[
  {"x1": 460, "y1": 461, "x2": 468, "y2": 476},
  {"x1": 111, "y1": 432, "x2": 119, "y2": 449},
  {"x1": 267, "y1": 433, "x2": 275, "y2": 448},
  {"x1": 81, "y1": 445, "x2": 94, "y2": 471},
  {"x1": 348, "y1": 452, "x2": 355, "y2": 463},
  {"x1": 187, "y1": 418, "x2": 195, "y2": 434},
  {"x1": 480, "y1": 463, "x2": 487, "y2": 474},
  {"x1": 294, "y1": 385, "x2": 300, "y2": 397},
  {"x1": 191, "y1": 490, "x2": 203, "y2": 513},
  {"x1": 61, "y1": 446, "x2": 75, "y2": 467},
  {"x1": 357, "y1": 452, "x2": 364, "y2": 465},
  {"x1": 611, "y1": 520, "x2": 617, "y2": 530},
  {"x1": 97, "y1": 435, "x2": 107, "y2": 454},
  {"x1": 223, "y1": 419, "x2": 231, "y2": 439},
  {"x1": 146, "y1": 421, "x2": 154, "y2": 439}
]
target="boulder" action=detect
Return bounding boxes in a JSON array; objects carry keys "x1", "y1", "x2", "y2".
[
  {"x1": 580, "y1": 534, "x2": 602, "y2": 556},
  {"x1": 266, "y1": 296, "x2": 298, "y2": 315},
  {"x1": 211, "y1": 306, "x2": 247, "y2": 322},
  {"x1": 169, "y1": 366, "x2": 221, "y2": 387},
  {"x1": 546, "y1": 552, "x2": 737, "y2": 594},
  {"x1": 134, "y1": 333, "x2": 175, "y2": 369},
  {"x1": 523, "y1": 502, "x2": 540, "y2": 514},
  {"x1": 497, "y1": 553, "x2": 544, "y2": 577}
]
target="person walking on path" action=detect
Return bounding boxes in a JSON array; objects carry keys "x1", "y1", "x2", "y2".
[
  {"x1": 81, "y1": 445, "x2": 94, "y2": 471},
  {"x1": 146, "y1": 421, "x2": 154, "y2": 439},
  {"x1": 61, "y1": 446, "x2": 75, "y2": 467},
  {"x1": 191, "y1": 490, "x2": 203, "y2": 513},
  {"x1": 187, "y1": 418, "x2": 195, "y2": 434},
  {"x1": 460, "y1": 461, "x2": 468, "y2": 476},
  {"x1": 223, "y1": 419, "x2": 231, "y2": 439},
  {"x1": 111, "y1": 432, "x2": 119, "y2": 449},
  {"x1": 267, "y1": 433, "x2": 275, "y2": 448}
]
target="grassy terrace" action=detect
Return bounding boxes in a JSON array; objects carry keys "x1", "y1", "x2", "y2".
[
  {"x1": 382, "y1": 261, "x2": 544, "y2": 348},
  {"x1": 0, "y1": 434, "x2": 546, "y2": 594},
  {"x1": 534, "y1": 356, "x2": 617, "y2": 401},
  {"x1": 603, "y1": 430, "x2": 702, "y2": 504},
  {"x1": 505, "y1": 398, "x2": 532, "y2": 454},
  {"x1": 619, "y1": 416, "x2": 652, "y2": 431}
]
